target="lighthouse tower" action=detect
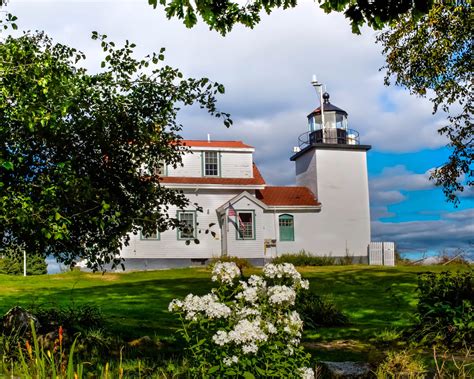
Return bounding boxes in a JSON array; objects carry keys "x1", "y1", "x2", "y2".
[{"x1": 290, "y1": 81, "x2": 371, "y2": 258}]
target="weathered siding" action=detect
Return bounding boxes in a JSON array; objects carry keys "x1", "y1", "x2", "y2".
[
  {"x1": 166, "y1": 150, "x2": 254, "y2": 179},
  {"x1": 220, "y1": 152, "x2": 253, "y2": 178},
  {"x1": 167, "y1": 152, "x2": 202, "y2": 177},
  {"x1": 226, "y1": 196, "x2": 265, "y2": 258},
  {"x1": 121, "y1": 189, "x2": 243, "y2": 259}
]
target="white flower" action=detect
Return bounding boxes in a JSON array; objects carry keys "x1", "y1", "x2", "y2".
[
  {"x1": 168, "y1": 299, "x2": 183, "y2": 312},
  {"x1": 212, "y1": 330, "x2": 229, "y2": 346},
  {"x1": 223, "y1": 355, "x2": 239, "y2": 366},
  {"x1": 266, "y1": 322, "x2": 277, "y2": 334},
  {"x1": 290, "y1": 338, "x2": 300, "y2": 346},
  {"x1": 179, "y1": 293, "x2": 231, "y2": 320},
  {"x1": 300, "y1": 279, "x2": 310, "y2": 290},
  {"x1": 236, "y1": 307, "x2": 261, "y2": 319},
  {"x1": 268, "y1": 285, "x2": 296, "y2": 306},
  {"x1": 227, "y1": 319, "x2": 268, "y2": 345},
  {"x1": 236, "y1": 286, "x2": 259, "y2": 304},
  {"x1": 248, "y1": 275, "x2": 266, "y2": 288},
  {"x1": 282, "y1": 311, "x2": 304, "y2": 337},
  {"x1": 242, "y1": 342, "x2": 258, "y2": 354},
  {"x1": 211, "y1": 262, "x2": 241, "y2": 286},
  {"x1": 298, "y1": 367, "x2": 315, "y2": 379}
]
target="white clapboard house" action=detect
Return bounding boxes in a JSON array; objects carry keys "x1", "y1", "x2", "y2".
[{"x1": 120, "y1": 90, "x2": 378, "y2": 269}]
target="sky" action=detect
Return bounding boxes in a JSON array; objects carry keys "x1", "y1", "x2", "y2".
[{"x1": 5, "y1": 0, "x2": 473, "y2": 258}]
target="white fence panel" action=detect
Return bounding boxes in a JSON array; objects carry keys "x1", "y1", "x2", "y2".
[
  {"x1": 369, "y1": 242, "x2": 383, "y2": 265},
  {"x1": 383, "y1": 242, "x2": 395, "y2": 266}
]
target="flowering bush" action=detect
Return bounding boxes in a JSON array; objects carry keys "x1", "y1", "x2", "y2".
[{"x1": 169, "y1": 262, "x2": 314, "y2": 378}]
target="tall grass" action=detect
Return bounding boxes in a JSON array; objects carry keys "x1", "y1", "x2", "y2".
[{"x1": 17, "y1": 322, "x2": 82, "y2": 379}]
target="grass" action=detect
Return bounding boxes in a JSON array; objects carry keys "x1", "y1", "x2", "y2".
[{"x1": 0, "y1": 264, "x2": 469, "y2": 361}]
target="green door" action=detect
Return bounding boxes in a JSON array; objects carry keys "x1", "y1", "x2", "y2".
[{"x1": 279, "y1": 214, "x2": 294, "y2": 241}]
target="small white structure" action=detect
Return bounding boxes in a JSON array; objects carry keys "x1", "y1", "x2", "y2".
[
  {"x1": 120, "y1": 85, "x2": 378, "y2": 268},
  {"x1": 369, "y1": 242, "x2": 395, "y2": 266}
]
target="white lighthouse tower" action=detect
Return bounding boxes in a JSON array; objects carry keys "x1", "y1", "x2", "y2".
[{"x1": 290, "y1": 80, "x2": 371, "y2": 258}]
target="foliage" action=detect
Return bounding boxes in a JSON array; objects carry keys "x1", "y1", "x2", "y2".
[
  {"x1": 31, "y1": 304, "x2": 104, "y2": 334},
  {"x1": 412, "y1": 270, "x2": 473, "y2": 348},
  {"x1": 169, "y1": 262, "x2": 314, "y2": 378},
  {"x1": 273, "y1": 250, "x2": 336, "y2": 266},
  {"x1": 146, "y1": 0, "x2": 436, "y2": 35},
  {"x1": 0, "y1": 17, "x2": 231, "y2": 271},
  {"x1": 295, "y1": 291, "x2": 349, "y2": 329},
  {"x1": 432, "y1": 346, "x2": 474, "y2": 379},
  {"x1": 375, "y1": 350, "x2": 426, "y2": 379},
  {"x1": 436, "y1": 249, "x2": 471, "y2": 266},
  {"x1": 0, "y1": 246, "x2": 47, "y2": 275},
  {"x1": 17, "y1": 322, "x2": 83, "y2": 379},
  {"x1": 377, "y1": 3, "x2": 473, "y2": 204},
  {"x1": 208, "y1": 255, "x2": 253, "y2": 271}
]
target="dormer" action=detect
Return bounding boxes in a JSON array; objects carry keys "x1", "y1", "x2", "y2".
[{"x1": 162, "y1": 139, "x2": 265, "y2": 189}]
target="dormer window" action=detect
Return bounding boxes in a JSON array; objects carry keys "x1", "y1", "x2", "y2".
[{"x1": 203, "y1": 151, "x2": 219, "y2": 176}]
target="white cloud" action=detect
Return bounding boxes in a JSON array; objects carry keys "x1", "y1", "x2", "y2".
[
  {"x1": 372, "y1": 209, "x2": 474, "y2": 251},
  {"x1": 370, "y1": 165, "x2": 434, "y2": 192},
  {"x1": 6, "y1": 0, "x2": 449, "y2": 159}
]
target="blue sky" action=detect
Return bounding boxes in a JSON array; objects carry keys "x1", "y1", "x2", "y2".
[{"x1": 6, "y1": 0, "x2": 473, "y2": 256}]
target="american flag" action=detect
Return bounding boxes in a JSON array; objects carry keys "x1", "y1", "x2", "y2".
[{"x1": 228, "y1": 202, "x2": 236, "y2": 217}]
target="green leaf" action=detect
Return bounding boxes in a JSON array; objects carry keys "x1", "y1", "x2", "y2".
[
  {"x1": 243, "y1": 372, "x2": 255, "y2": 379},
  {"x1": 2, "y1": 161, "x2": 14, "y2": 171},
  {"x1": 208, "y1": 366, "x2": 219, "y2": 374}
]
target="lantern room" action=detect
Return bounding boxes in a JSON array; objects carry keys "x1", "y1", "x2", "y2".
[
  {"x1": 308, "y1": 92, "x2": 348, "y2": 132},
  {"x1": 300, "y1": 91, "x2": 360, "y2": 147}
]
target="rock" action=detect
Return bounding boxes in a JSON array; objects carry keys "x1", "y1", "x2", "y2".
[
  {"x1": 319, "y1": 361, "x2": 373, "y2": 379},
  {"x1": 128, "y1": 335, "x2": 154, "y2": 348},
  {"x1": 1, "y1": 306, "x2": 40, "y2": 336}
]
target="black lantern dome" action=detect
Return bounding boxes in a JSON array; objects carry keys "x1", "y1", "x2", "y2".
[{"x1": 302, "y1": 92, "x2": 360, "y2": 146}]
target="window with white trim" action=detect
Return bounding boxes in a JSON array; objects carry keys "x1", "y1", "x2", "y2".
[
  {"x1": 236, "y1": 211, "x2": 254, "y2": 240},
  {"x1": 178, "y1": 211, "x2": 196, "y2": 239},
  {"x1": 204, "y1": 151, "x2": 219, "y2": 176}
]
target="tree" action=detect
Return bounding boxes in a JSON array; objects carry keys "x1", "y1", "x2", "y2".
[
  {"x1": 147, "y1": 0, "x2": 436, "y2": 34},
  {"x1": 0, "y1": 18, "x2": 231, "y2": 270},
  {"x1": 377, "y1": 3, "x2": 472, "y2": 205},
  {"x1": 0, "y1": 246, "x2": 47, "y2": 275}
]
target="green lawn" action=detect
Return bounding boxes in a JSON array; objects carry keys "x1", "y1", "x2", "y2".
[{"x1": 0, "y1": 264, "x2": 467, "y2": 361}]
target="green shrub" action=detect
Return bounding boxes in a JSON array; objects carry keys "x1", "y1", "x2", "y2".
[
  {"x1": 208, "y1": 255, "x2": 253, "y2": 271},
  {"x1": 169, "y1": 262, "x2": 314, "y2": 378},
  {"x1": 0, "y1": 247, "x2": 47, "y2": 275},
  {"x1": 412, "y1": 270, "x2": 473, "y2": 348},
  {"x1": 31, "y1": 304, "x2": 104, "y2": 334},
  {"x1": 296, "y1": 292, "x2": 349, "y2": 329},
  {"x1": 273, "y1": 250, "x2": 336, "y2": 266},
  {"x1": 375, "y1": 350, "x2": 426, "y2": 379}
]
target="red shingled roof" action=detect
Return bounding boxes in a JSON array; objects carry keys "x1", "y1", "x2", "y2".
[
  {"x1": 256, "y1": 186, "x2": 320, "y2": 206},
  {"x1": 180, "y1": 140, "x2": 253, "y2": 149},
  {"x1": 161, "y1": 164, "x2": 266, "y2": 186}
]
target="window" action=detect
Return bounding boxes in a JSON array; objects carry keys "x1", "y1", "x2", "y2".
[
  {"x1": 140, "y1": 228, "x2": 160, "y2": 240},
  {"x1": 177, "y1": 211, "x2": 196, "y2": 239},
  {"x1": 204, "y1": 151, "x2": 219, "y2": 176},
  {"x1": 154, "y1": 161, "x2": 166, "y2": 176},
  {"x1": 236, "y1": 211, "x2": 255, "y2": 240},
  {"x1": 143, "y1": 161, "x2": 166, "y2": 176},
  {"x1": 279, "y1": 214, "x2": 294, "y2": 241}
]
